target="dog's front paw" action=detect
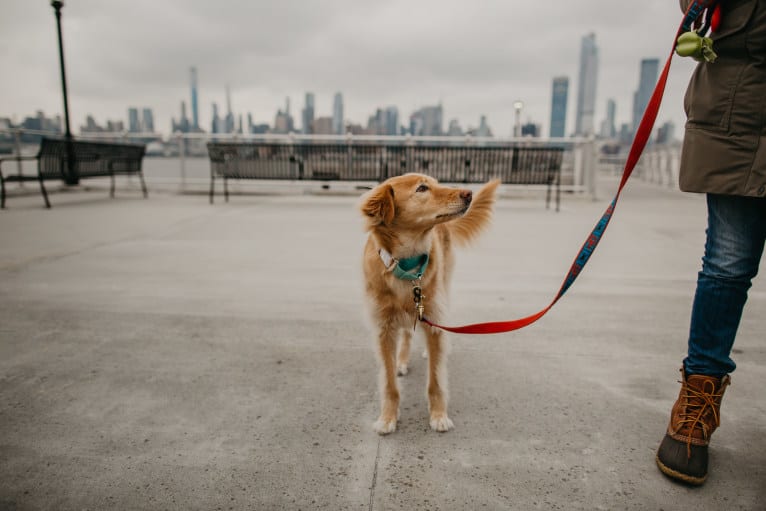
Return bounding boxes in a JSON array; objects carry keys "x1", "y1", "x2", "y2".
[
  {"x1": 396, "y1": 363, "x2": 409, "y2": 376},
  {"x1": 429, "y1": 414, "x2": 454, "y2": 433},
  {"x1": 373, "y1": 416, "x2": 397, "y2": 435}
]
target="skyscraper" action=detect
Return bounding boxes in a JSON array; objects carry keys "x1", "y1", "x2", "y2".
[
  {"x1": 224, "y1": 85, "x2": 235, "y2": 133},
  {"x1": 410, "y1": 104, "x2": 443, "y2": 136},
  {"x1": 190, "y1": 67, "x2": 199, "y2": 131},
  {"x1": 384, "y1": 106, "x2": 399, "y2": 135},
  {"x1": 632, "y1": 58, "x2": 660, "y2": 134},
  {"x1": 302, "y1": 93, "x2": 315, "y2": 134},
  {"x1": 575, "y1": 33, "x2": 598, "y2": 137},
  {"x1": 599, "y1": 99, "x2": 616, "y2": 139},
  {"x1": 332, "y1": 93, "x2": 344, "y2": 135},
  {"x1": 142, "y1": 108, "x2": 154, "y2": 133},
  {"x1": 211, "y1": 103, "x2": 221, "y2": 134},
  {"x1": 549, "y1": 76, "x2": 569, "y2": 138},
  {"x1": 128, "y1": 107, "x2": 140, "y2": 133},
  {"x1": 171, "y1": 101, "x2": 190, "y2": 133}
]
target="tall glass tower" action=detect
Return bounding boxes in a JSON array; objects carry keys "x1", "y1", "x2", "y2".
[
  {"x1": 549, "y1": 76, "x2": 569, "y2": 138},
  {"x1": 332, "y1": 92, "x2": 344, "y2": 135},
  {"x1": 303, "y1": 92, "x2": 315, "y2": 134},
  {"x1": 632, "y1": 58, "x2": 660, "y2": 133},
  {"x1": 142, "y1": 108, "x2": 154, "y2": 133},
  {"x1": 575, "y1": 33, "x2": 598, "y2": 137},
  {"x1": 600, "y1": 98, "x2": 616, "y2": 139},
  {"x1": 190, "y1": 67, "x2": 199, "y2": 131}
]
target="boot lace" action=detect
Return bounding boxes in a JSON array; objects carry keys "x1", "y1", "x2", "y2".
[{"x1": 677, "y1": 377, "x2": 729, "y2": 458}]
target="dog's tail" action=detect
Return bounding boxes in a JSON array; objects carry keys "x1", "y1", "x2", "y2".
[{"x1": 449, "y1": 179, "x2": 500, "y2": 246}]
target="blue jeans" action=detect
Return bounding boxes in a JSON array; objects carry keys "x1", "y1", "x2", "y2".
[{"x1": 684, "y1": 194, "x2": 766, "y2": 377}]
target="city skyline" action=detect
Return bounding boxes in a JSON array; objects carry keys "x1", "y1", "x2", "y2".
[
  {"x1": 0, "y1": 1, "x2": 697, "y2": 138},
  {"x1": 2, "y1": 46, "x2": 679, "y2": 141}
]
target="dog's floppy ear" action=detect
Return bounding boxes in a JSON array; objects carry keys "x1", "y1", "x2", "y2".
[{"x1": 361, "y1": 183, "x2": 395, "y2": 226}]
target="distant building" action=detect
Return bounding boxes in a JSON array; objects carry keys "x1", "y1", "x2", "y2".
[
  {"x1": 3, "y1": 111, "x2": 61, "y2": 143},
  {"x1": 274, "y1": 108, "x2": 292, "y2": 134},
  {"x1": 107, "y1": 120, "x2": 124, "y2": 132},
  {"x1": 521, "y1": 122, "x2": 541, "y2": 137},
  {"x1": 80, "y1": 115, "x2": 124, "y2": 134},
  {"x1": 410, "y1": 104, "x2": 443, "y2": 136},
  {"x1": 142, "y1": 108, "x2": 154, "y2": 133},
  {"x1": 363, "y1": 107, "x2": 399, "y2": 135},
  {"x1": 633, "y1": 58, "x2": 660, "y2": 134},
  {"x1": 211, "y1": 103, "x2": 221, "y2": 134},
  {"x1": 302, "y1": 93, "x2": 315, "y2": 134},
  {"x1": 190, "y1": 67, "x2": 199, "y2": 131},
  {"x1": 332, "y1": 93, "x2": 344, "y2": 134},
  {"x1": 172, "y1": 101, "x2": 191, "y2": 133},
  {"x1": 470, "y1": 115, "x2": 493, "y2": 137},
  {"x1": 128, "y1": 108, "x2": 140, "y2": 133},
  {"x1": 365, "y1": 110, "x2": 383, "y2": 135},
  {"x1": 447, "y1": 119, "x2": 463, "y2": 136},
  {"x1": 312, "y1": 116, "x2": 334, "y2": 135},
  {"x1": 21, "y1": 110, "x2": 61, "y2": 133},
  {"x1": 575, "y1": 33, "x2": 599, "y2": 136},
  {"x1": 383, "y1": 107, "x2": 399, "y2": 135},
  {"x1": 81, "y1": 115, "x2": 102, "y2": 133},
  {"x1": 656, "y1": 121, "x2": 676, "y2": 144},
  {"x1": 549, "y1": 76, "x2": 569, "y2": 138},
  {"x1": 224, "y1": 85, "x2": 235, "y2": 134},
  {"x1": 618, "y1": 122, "x2": 633, "y2": 144},
  {"x1": 345, "y1": 122, "x2": 365, "y2": 135},
  {"x1": 599, "y1": 99, "x2": 616, "y2": 139},
  {"x1": 272, "y1": 97, "x2": 295, "y2": 133}
]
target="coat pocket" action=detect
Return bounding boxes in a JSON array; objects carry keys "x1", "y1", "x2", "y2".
[{"x1": 684, "y1": 60, "x2": 747, "y2": 132}]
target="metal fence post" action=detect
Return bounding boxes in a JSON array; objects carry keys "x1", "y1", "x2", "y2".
[
  {"x1": 176, "y1": 131, "x2": 186, "y2": 192},
  {"x1": 583, "y1": 136, "x2": 597, "y2": 201},
  {"x1": 13, "y1": 128, "x2": 24, "y2": 186},
  {"x1": 405, "y1": 134, "x2": 413, "y2": 178},
  {"x1": 346, "y1": 132, "x2": 353, "y2": 181}
]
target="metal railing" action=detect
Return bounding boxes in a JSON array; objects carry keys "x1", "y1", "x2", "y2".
[
  {"x1": 598, "y1": 142, "x2": 683, "y2": 188},
  {"x1": 1, "y1": 128, "x2": 603, "y2": 196}
]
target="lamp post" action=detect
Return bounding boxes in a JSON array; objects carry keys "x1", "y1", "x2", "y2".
[
  {"x1": 51, "y1": 0, "x2": 77, "y2": 185},
  {"x1": 513, "y1": 100, "x2": 524, "y2": 138}
]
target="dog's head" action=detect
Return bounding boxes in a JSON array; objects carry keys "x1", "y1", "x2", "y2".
[{"x1": 360, "y1": 173, "x2": 473, "y2": 231}]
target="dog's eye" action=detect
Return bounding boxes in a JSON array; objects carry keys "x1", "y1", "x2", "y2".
[{"x1": 415, "y1": 184, "x2": 429, "y2": 193}]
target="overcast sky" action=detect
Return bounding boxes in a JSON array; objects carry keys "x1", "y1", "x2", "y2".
[{"x1": 0, "y1": 0, "x2": 697, "y2": 137}]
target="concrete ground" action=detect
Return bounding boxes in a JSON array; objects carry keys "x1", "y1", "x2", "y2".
[{"x1": 0, "y1": 175, "x2": 764, "y2": 510}]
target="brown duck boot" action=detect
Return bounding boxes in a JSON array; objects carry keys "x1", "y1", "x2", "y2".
[{"x1": 656, "y1": 368, "x2": 730, "y2": 485}]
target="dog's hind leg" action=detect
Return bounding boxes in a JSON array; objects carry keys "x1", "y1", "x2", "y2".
[
  {"x1": 424, "y1": 328, "x2": 454, "y2": 432},
  {"x1": 374, "y1": 323, "x2": 400, "y2": 435},
  {"x1": 396, "y1": 328, "x2": 412, "y2": 376}
]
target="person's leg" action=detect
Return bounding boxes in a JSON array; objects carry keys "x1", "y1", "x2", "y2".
[
  {"x1": 685, "y1": 193, "x2": 766, "y2": 377},
  {"x1": 657, "y1": 193, "x2": 766, "y2": 485}
]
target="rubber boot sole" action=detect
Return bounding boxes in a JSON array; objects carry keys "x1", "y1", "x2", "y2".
[{"x1": 656, "y1": 454, "x2": 706, "y2": 486}]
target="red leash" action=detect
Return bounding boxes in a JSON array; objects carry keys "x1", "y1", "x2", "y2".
[{"x1": 422, "y1": 4, "x2": 706, "y2": 335}]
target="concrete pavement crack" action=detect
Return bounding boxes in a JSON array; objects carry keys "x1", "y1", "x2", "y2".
[{"x1": 368, "y1": 436, "x2": 381, "y2": 511}]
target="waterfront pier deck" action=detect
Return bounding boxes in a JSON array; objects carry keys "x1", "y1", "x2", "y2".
[{"x1": 1, "y1": 174, "x2": 764, "y2": 510}]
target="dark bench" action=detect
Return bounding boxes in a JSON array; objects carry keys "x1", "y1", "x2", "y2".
[
  {"x1": 207, "y1": 140, "x2": 564, "y2": 210},
  {"x1": 0, "y1": 137, "x2": 148, "y2": 209}
]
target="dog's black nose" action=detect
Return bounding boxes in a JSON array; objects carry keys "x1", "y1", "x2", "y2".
[{"x1": 460, "y1": 189, "x2": 472, "y2": 204}]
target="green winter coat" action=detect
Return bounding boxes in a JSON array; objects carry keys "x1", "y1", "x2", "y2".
[{"x1": 678, "y1": 0, "x2": 766, "y2": 197}]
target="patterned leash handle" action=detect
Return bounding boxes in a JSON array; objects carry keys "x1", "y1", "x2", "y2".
[{"x1": 421, "y1": 2, "x2": 706, "y2": 335}]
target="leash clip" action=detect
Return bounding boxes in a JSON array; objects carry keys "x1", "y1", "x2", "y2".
[{"x1": 412, "y1": 280, "x2": 425, "y2": 329}]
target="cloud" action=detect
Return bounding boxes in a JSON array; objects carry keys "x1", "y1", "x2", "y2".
[{"x1": 0, "y1": 0, "x2": 695, "y2": 136}]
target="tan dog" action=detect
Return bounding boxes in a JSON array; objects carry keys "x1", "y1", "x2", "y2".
[{"x1": 359, "y1": 173, "x2": 499, "y2": 434}]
